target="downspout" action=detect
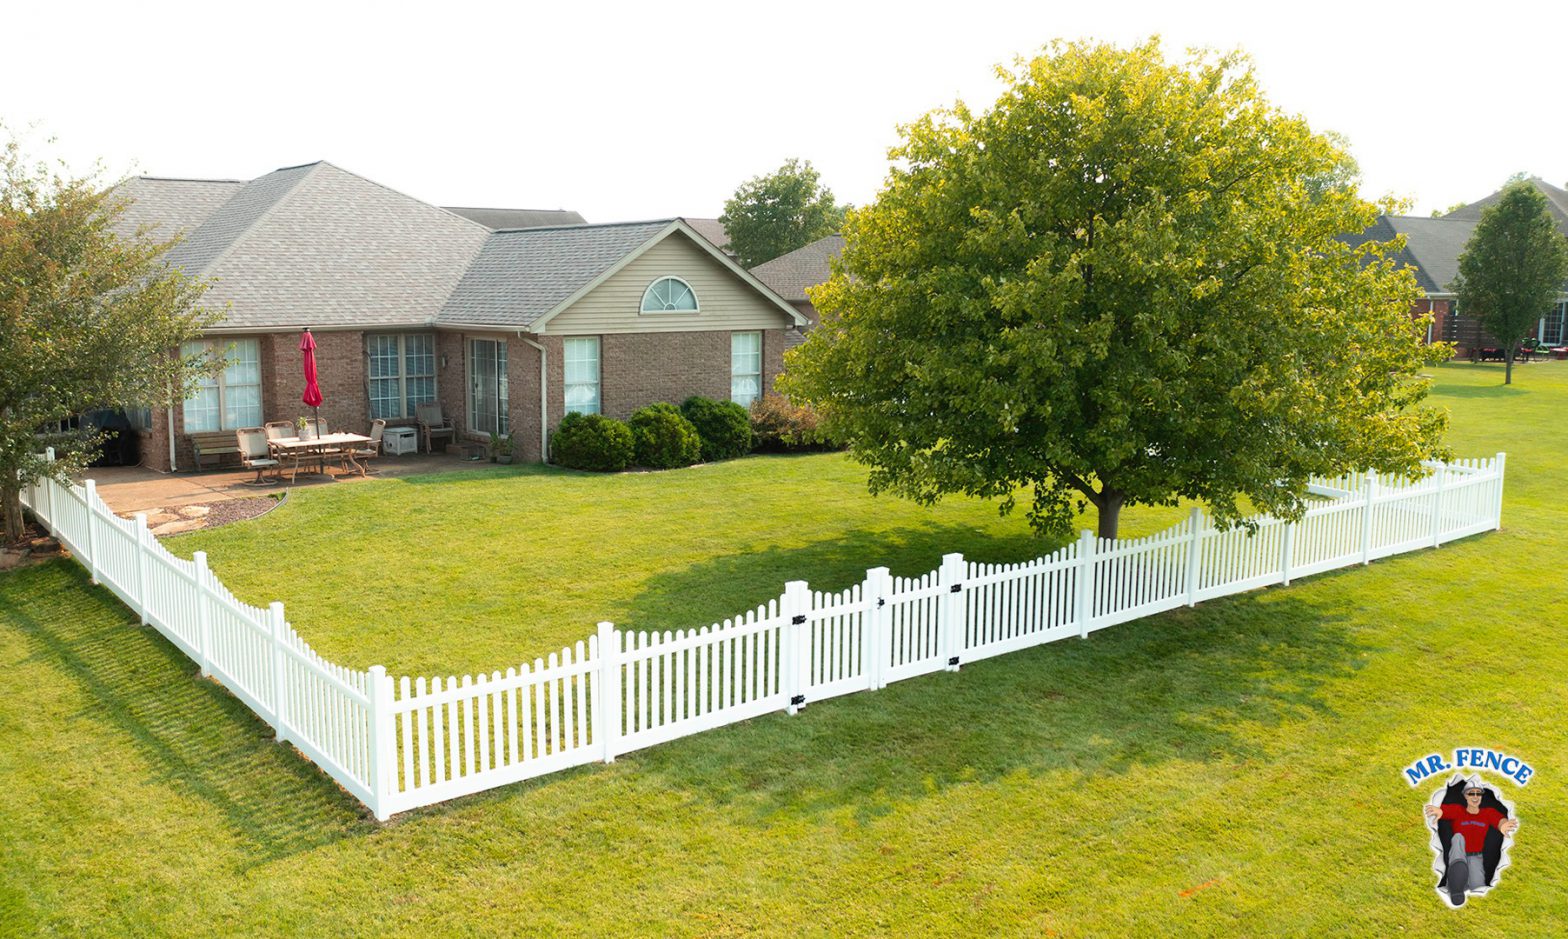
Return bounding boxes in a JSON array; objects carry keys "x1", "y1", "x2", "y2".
[
  {"x1": 167, "y1": 405, "x2": 178, "y2": 472},
  {"x1": 517, "y1": 334, "x2": 548, "y2": 463}
]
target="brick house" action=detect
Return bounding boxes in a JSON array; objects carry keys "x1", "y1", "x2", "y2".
[
  {"x1": 113, "y1": 162, "x2": 807, "y2": 471},
  {"x1": 1346, "y1": 178, "x2": 1568, "y2": 356}
]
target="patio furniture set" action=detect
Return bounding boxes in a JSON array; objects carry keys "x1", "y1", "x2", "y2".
[{"x1": 230, "y1": 403, "x2": 458, "y2": 485}]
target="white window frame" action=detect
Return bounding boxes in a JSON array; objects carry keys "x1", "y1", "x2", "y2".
[
  {"x1": 1539, "y1": 300, "x2": 1567, "y2": 347},
  {"x1": 640, "y1": 276, "x2": 700, "y2": 314},
  {"x1": 467, "y1": 338, "x2": 509, "y2": 436},
  {"x1": 368, "y1": 333, "x2": 437, "y2": 420},
  {"x1": 563, "y1": 337, "x2": 601, "y2": 416},
  {"x1": 731, "y1": 331, "x2": 762, "y2": 407},
  {"x1": 181, "y1": 338, "x2": 262, "y2": 432}
]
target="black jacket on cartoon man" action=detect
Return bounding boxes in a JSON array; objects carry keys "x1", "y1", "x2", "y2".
[{"x1": 1436, "y1": 779, "x2": 1510, "y2": 890}]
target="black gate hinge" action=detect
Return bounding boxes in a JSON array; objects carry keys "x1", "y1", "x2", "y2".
[
  {"x1": 877, "y1": 597, "x2": 886, "y2": 608},
  {"x1": 948, "y1": 656, "x2": 960, "y2": 667},
  {"x1": 791, "y1": 614, "x2": 806, "y2": 624},
  {"x1": 790, "y1": 694, "x2": 806, "y2": 707},
  {"x1": 949, "y1": 583, "x2": 963, "y2": 593}
]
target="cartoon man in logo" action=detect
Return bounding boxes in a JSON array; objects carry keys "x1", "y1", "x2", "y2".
[{"x1": 1424, "y1": 776, "x2": 1518, "y2": 906}]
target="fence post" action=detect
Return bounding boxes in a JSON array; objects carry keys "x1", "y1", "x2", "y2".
[
  {"x1": 1280, "y1": 518, "x2": 1295, "y2": 587},
  {"x1": 269, "y1": 601, "x2": 290, "y2": 742},
  {"x1": 1075, "y1": 530, "x2": 1096, "y2": 639},
  {"x1": 42, "y1": 448, "x2": 57, "y2": 537},
  {"x1": 783, "y1": 580, "x2": 811, "y2": 713},
  {"x1": 1361, "y1": 470, "x2": 1376, "y2": 565},
  {"x1": 1493, "y1": 452, "x2": 1507, "y2": 531},
  {"x1": 863, "y1": 566, "x2": 890, "y2": 691},
  {"x1": 133, "y1": 514, "x2": 150, "y2": 624},
  {"x1": 1430, "y1": 464, "x2": 1446, "y2": 548},
  {"x1": 84, "y1": 479, "x2": 100, "y2": 585},
  {"x1": 1185, "y1": 507, "x2": 1203, "y2": 608},
  {"x1": 939, "y1": 553, "x2": 966, "y2": 671},
  {"x1": 193, "y1": 552, "x2": 213, "y2": 678},
  {"x1": 367, "y1": 664, "x2": 394, "y2": 822},
  {"x1": 596, "y1": 621, "x2": 620, "y2": 764}
]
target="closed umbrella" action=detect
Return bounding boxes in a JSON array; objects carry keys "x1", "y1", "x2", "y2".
[{"x1": 301, "y1": 328, "x2": 323, "y2": 436}]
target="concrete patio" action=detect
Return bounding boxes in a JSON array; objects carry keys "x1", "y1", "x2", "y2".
[{"x1": 83, "y1": 449, "x2": 493, "y2": 533}]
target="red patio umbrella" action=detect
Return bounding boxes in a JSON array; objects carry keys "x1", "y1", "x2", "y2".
[{"x1": 301, "y1": 328, "x2": 323, "y2": 434}]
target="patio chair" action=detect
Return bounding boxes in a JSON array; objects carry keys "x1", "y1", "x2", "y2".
[
  {"x1": 416, "y1": 403, "x2": 455, "y2": 454},
  {"x1": 235, "y1": 427, "x2": 280, "y2": 485},
  {"x1": 340, "y1": 419, "x2": 386, "y2": 476},
  {"x1": 264, "y1": 421, "x2": 294, "y2": 443}
]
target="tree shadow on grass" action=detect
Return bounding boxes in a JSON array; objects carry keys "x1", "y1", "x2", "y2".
[
  {"x1": 1429, "y1": 383, "x2": 1530, "y2": 400},
  {"x1": 615, "y1": 540, "x2": 1368, "y2": 828},
  {"x1": 2, "y1": 561, "x2": 372, "y2": 862}
]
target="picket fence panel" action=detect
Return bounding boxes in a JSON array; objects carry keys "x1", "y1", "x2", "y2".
[{"x1": 18, "y1": 451, "x2": 1506, "y2": 820}]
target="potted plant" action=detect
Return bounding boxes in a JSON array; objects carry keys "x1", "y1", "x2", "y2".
[
  {"x1": 492, "y1": 433, "x2": 515, "y2": 465},
  {"x1": 296, "y1": 416, "x2": 313, "y2": 441}
]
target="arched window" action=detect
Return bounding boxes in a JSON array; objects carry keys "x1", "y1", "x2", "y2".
[{"x1": 641, "y1": 276, "x2": 699, "y2": 313}]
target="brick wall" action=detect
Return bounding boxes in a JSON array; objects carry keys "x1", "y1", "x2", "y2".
[{"x1": 264, "y1": 330, "x2": 369, "y2": 435}]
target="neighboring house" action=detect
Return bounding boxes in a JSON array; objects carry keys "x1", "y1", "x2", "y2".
[
  {"x1": 749, "y1": 234, "x2": 844, "y2": 335},
  {"x1": 112, "y1": 161, "x2": 806, "y2": 472},
  {"x1": 683, "y1": 218, "x2": 735, "y2": 258},
  {"x1": 1347, "y1": 178, "x2": 1568, "y2": 354}
]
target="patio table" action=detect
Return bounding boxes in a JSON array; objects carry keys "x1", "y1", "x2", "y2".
[{"x1": 269, "y1": 433, "x2": 373, "y2": 480}]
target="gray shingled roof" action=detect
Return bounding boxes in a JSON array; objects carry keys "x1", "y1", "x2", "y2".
[
  {"x1": 1444, "y1": 177, "x2": 1568, "y2": 232},
  {"x1": 446, "y1": 207, "x2": 587, "y2": 229},
  {"x1": 168, "y1": 161, "x2": 493, "y2": 328},
  {"x1": 684, "y1": 218, "x2": 732, "y2": 254},
  {"x1": 750, "y1": 234, "x2": 844, "y2": 301},
  {"x1": 1341, "y1": 217, "x2": 1443, "y2": 293},
  {"x1": 1387, "y1": 216, "x2": 1479, "y2": 294},
  {"x1": 111, "y1": 177, "x2": 245, "y2": 243},
  {"x1": 441, "y1": 220, "x2": 674, "y2": 328}
]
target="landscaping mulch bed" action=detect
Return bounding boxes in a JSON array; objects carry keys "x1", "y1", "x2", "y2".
[{"x1": 196, "y1": 495, "x2": 283, "y2": 530}]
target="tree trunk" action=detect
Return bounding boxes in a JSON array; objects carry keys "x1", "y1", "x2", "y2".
[
  {"x1": 2, "y1": 483, "x2": 24, "y2": 546},
  {"x1": 1504, "y1": 348, "x2": 1514, "y2": 385},
  {"x1": 1096, "y1": 491, "x2": 1124, "y2": 540}
]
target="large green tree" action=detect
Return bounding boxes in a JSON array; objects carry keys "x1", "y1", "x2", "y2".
[
  {"x1": 720, "y1": 158, "x2": 846, "y2": 268},
  {"x1": 1, "y1": 134, "x2": 222, "y2": 543},
  {"x1": 1450, "y1": 179, "x2": 1568, "y2": 385},
  {"x1": 782, "y1": 39, "x2": 1450, "y2": 540}
]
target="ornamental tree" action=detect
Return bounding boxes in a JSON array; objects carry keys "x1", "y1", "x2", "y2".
[
  {"x1": 1, "y1": 133, "x2": 222, "y2": 543},
  {"x1": 1450, "y1": 179, "x2": 1568, "y2": 384},
  {"x1": 782, "y1": 39, "x2": 1450, "y2": 540},
  {"x1": 720, "y1": 158, "x2": 846, "y2": 268}
]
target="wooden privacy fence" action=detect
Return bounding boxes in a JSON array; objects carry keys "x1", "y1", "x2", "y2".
[{"x1": 21, "y1": 452, "x2": 1506, "y2": 820}]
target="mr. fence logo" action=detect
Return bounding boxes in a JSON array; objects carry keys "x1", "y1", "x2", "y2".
[{"x1": 1405, "y1": 747, "x2": 1531, "y2": 908}]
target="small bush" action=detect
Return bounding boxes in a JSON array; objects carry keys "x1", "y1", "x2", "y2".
[
  {"x1": 551, "y1": 412, "x2": 634, "y2": 472},
  {"x1": 680, "y1": 396, "x2": 752, "y2": 462},
  {"x1": 628, "y1": 402, "x2": 702, "y2": 469},
  {"x1": 749, "y1": 393, "x2": 837, "y2": 453}
]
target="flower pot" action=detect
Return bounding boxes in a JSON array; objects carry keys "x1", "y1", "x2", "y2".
[{"x1": 497, "y1": 454, "x2": 514, "y2": 465}]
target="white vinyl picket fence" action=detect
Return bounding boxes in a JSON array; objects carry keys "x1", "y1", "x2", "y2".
[{"x1": 20, "y1": 452, "x2": 1506, "y2": 820}]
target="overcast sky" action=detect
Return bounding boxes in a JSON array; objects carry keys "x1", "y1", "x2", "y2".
[{"x1": 9, "y1": 1, "x2": 1565, "y2": 223}]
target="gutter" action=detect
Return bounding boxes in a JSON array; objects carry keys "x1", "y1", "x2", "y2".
[{"x1": 516, "y1": 334, "x2": 548, "y2": 463}]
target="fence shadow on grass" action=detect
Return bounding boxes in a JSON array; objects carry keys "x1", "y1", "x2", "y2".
[
  {"x1": 4, "y1": 561, "x2": 372, "y2": 862},
  {"x1": 620, "y1": 541, "x2": 1366, "y2": 827}
]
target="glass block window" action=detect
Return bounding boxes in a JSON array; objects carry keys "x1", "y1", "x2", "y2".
[
  {"x1": 731, "y1": 331, "x2": 762, "y2": 407},
  {"x1": 640, "y1": 277, "x2": 699, "y2": 313},
  {"x1": 468, "y1": 338, "x2": 509, "y2": 436},
  {"x1": 368, "y1": 333, "x2": 437, "y2": 419},
  {"x1": 180, "y1": 338, "x2": 261, "y2": 432},
  {"x1": 563, "y1": 337, "x2": 601, "y2": 416}
]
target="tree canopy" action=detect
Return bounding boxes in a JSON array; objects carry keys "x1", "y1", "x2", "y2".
[
  {"x1": 1, "y1": 133, "x2": 222, "y2": 542},
  {"x1": 1450, "y1": 179, "x2": 1568, "y2": 384},
  {"x1": 782, "y1": 39, "x2": 1450, "y2": 540},
  {"x1": 719, "y1": 158, "x2": 846, "y2": 268}
]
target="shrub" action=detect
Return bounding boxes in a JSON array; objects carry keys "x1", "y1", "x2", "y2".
[
  {"x1": 680, "y1": 396, "x2": 753, "y2": 462},
  {"x1": 628, "y1": 402, "x2": 703, "y2": 469},
  {"x1": 750, "y1": 393, "x2": 837, "y2": 452},
  {"x1": 551, "y1": 412, "x2": 634, "y2": 472}
]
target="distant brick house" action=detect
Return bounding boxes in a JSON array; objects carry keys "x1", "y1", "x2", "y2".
[
  {"x1": 113, "y1": 162, "x2": 806, "y2": 471},
  {"x1": 1346, "y1": 178, "x2": 1568, "y2": 356}
]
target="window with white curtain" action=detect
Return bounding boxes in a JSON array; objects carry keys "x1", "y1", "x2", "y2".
[
  {"x1": 640, "y1": 277, "x2": 699, "y2": 313},
  {"x1": 368, "y1": 333, "x2": 437, "y2": 419},
  {"x1": 563, "y1": 337, "x2": 601, "y2": 415},
  {"x1": 731, "y1": 331, "x2": 762, "y2": 407},
  {"x1": 181, "y1": 338, "x2": 261, "y2": 431}
]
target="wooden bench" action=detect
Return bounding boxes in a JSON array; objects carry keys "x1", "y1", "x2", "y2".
[{"x1": 189, "y1": 431, "x2": 242, "y2": 469}]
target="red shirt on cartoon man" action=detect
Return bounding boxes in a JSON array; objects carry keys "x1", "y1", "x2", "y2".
[{"x1": 1424, "y1": 782, "x2": 1519, "y2": 906}]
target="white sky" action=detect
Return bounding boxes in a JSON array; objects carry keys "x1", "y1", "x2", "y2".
[{"x1": 8, "y1": 0, "x2": 1566, "y2": 223}]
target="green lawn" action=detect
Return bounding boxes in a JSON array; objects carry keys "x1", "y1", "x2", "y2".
[{"x1": 2, "y1": 362, "x2": 1564, "y2": 936}]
